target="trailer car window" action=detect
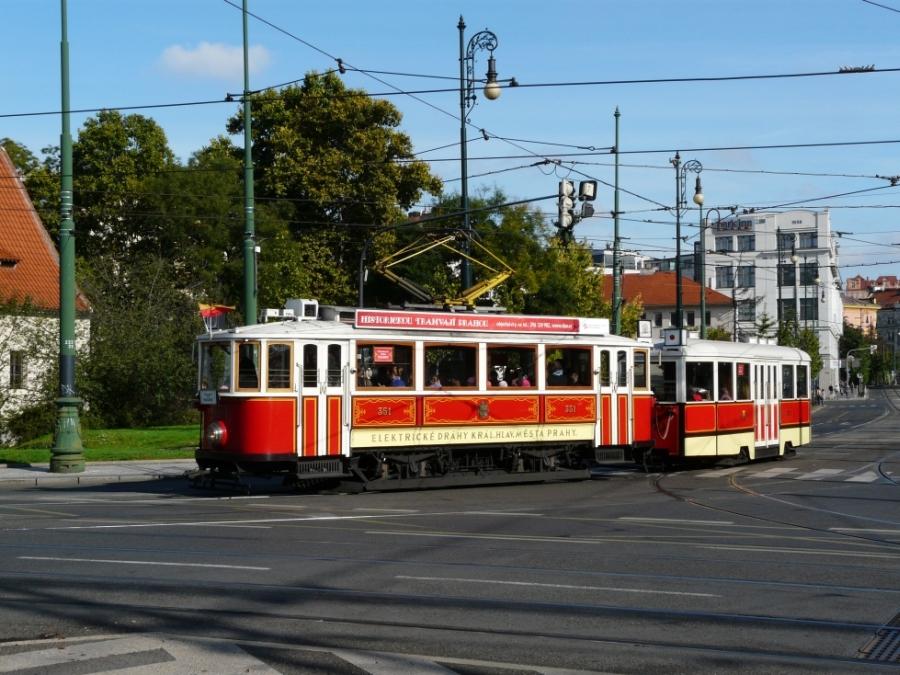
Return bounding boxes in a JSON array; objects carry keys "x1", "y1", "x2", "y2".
[
  {"x1": 736, "y1": 362, "x2": 750, "y2": 400},
  {"x1": 650, "y1": 360, "x2": 676, "y2": 402},
  {"x1": 546, "y1": 346, "x2": 591, "y2": 387},
  {"x1": 686, "y1": 361, "x2": 713, "y2": 400},
  {"x1": 633, "y1": 350, "x2": 648, "y2": 390},
  {"x1": 356, "y1": 344, "x2": 413, "y2": 388},
  {"x1": 236, "y1": 341, "x2": 260, "y2": 390},
  {"x1": 201, "y1": 342, "x2": 231, "y2": 392},
  {"x1": 717, "y1": 362, "x2": 734, "y2": 400},
  {"x1": 797, "y1": 365, "x2": 809, "y2": 398},
  {"x1": 424, "y1": 344, "x2": 477, "y2": 388},
  {"x1": 489, "y1": 345, "x2": 536, "y2": 387},
  {"x1": 267, "y1": 343, "x2": 292, "y2": 390},
  {"x1": 782, "y1": 364, "x2": 795, "y2": 399},
  {"x1": 303, "y1": 345, "x2": 318, "y2": 387},
  {"x1": 599, "y1": 351, "x2": 610, "y2": 387},
  {"x1": 327, "y1": 344, "x2": 342, "y2": 386}
]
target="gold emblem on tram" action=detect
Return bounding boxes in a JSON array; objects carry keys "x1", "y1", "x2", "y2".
[{"x1": 477, "y1": 400, "x2": 490, "y2": 420}]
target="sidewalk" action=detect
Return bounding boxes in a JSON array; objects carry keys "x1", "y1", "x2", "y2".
[{"x1": 0, "y1": 459, "x2": 198, "y2": 488}]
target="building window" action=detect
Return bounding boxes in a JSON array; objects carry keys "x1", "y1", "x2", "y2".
[
  {"x1": 654, "y1": 312, "x2": 663, "y2": 327},
  {"x1": 778, "y1": 232, "x2": 795, "y2": 252},
  {"x1": 686, "y1": 311, "x2": 696, "y2": 327},
  {"x1": 716, "y1": 266, "x2": 734, "y2": 289},
  {"x1": 778, "y1": 263, "x2": 796, "y2": 287},
  {"x1": 736, "y1": 265, "x2": 755, "y2": 288},
  {"x1": 9, "y1": 351, "x2": 24, "y2": 389},
  {"x1": 800, "y1": 262, "x2": 818, "y2": 285},
  {"x1": 800, "y1": 298, "x2": 818, "y2": 321},
  {"x1": 798, "y1": 232, "x2": 818, "y2": 249},
  {"x1": 705, "y1": 311, "x2": 711, "y2": 326},
  {"x1": 670, "y1": 312, "x2": 677, "y2": 326},
  {"x1": 737, "y1": 299, "x2": 755, "y2": 322},
  {"x1": 778, "y1": 299, "x2": 797, "y2": 323},
  {"x1": 737, "y1": 235, "x2": 755, "y2": 252},
  {"x1": 715, "y1": 236, "x2": 733, "y2": 252}
]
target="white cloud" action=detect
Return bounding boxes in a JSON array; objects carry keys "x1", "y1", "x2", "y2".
[{"x1": 159, "y1": 42, "x2": 271, "y2": 80}]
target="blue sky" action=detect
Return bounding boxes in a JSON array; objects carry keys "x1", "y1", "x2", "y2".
[{"x1": 5, "y1": 0, "x2": 900, "y2": 282}]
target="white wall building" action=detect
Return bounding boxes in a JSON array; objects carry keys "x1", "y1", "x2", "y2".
[{"x1": 702, "y1": 209, "x2": 843, "y2": 391}]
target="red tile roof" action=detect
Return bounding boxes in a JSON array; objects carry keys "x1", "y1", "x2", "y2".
[
  {"x1": 601, "y1": 271, "x2": 732, "y2": 307},
  {"x1": 0, "y1": 148, "x2": 89, "y2": 311}
]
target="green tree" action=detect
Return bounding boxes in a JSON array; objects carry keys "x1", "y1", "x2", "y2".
[
  {"x1": 0, "y1": 138, "x2": 39, "y2": 176},
  {"x1": 228, "y1": 73, "x2": 442, "y2": 305},
  {"x1": 706, "y1": 326, "x2": 732, "y2": 341},
  {"x1": 78, "y1": 257, "x2": 201, "y2": 428},
  {"x1": 797, "y1": 328, "x2": 823, "y2": 380},
  {"x1": 755, "y1": 312, "x2": 776, "y2": 338}
]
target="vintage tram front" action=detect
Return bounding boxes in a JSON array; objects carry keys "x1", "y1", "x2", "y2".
[{"x1": 195, "y1": 302, "x2": 655, "y2": 488}]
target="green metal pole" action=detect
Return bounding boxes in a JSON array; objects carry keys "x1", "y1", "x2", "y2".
[
  {"x1": 242, "y1": 0, "x2": 257, "y2": 325},
  {"x1": 612, "y1": 108, "x2": 622, "y2": 335},
  {"x1": 51, "y1": 0, "x2": 84, "y2": 473},
  {"x1": 699, "y1": 203, "x2": 706, "y2": 338}
]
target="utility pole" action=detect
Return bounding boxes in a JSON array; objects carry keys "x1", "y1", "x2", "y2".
[
  {"x1": 50, "y1": 0, "x2": 84, "y2": 473},
  {"x1": 242, "y1": 0, "x2": 257, "y2": 325},
  {"x1": 612, "y1": 108, "x2": 622, "y2": 334}
]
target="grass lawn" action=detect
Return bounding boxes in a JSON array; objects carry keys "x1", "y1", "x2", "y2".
[{"x1": 1, "y1": 426, "x2": 199, "y2": 465}]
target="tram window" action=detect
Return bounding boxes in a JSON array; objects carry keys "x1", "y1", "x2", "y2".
[
  {"x1": 546, "y1": 346, "x2": 591, "y2": 387},
  {"x1": 200, "y1": 342, "x2": 232, "y2": 392},
  {"x1": 633, "y1": 350, "x2": 649, "y2": 390},
  {"x1": 650, "y1": 360, "x2": 676, "y2": 402},
  {"x1": 600, "y1": 351, "x2": 610, "y2": 387},
  {"x1": 356, "y1": 343, "x2": 413, "y2": 388},
  {"x1": 686, "y1": 361, "x2": 713, "y2": 401},
  {"x1": 327, "y1": 344, "x2": 342, "y2": 386},
  {"x1": 236, "y1": 341, "x2": 260, "y2": 390},
  {"x1": 303, "y1": 344, "x2": 318, "y2": 387},
  {"x1": 717, "y1": 362, "x2": 734, "y2": 401},
  {"x1": 617, "y1": 351, "x2": 628, "y2": 387},
  {"x1": 424, "y1": 344, "x2": 477, "y2": 388},
  {"x1": 736, "y1": 362, "x2": 751, "y2": 400},
  {"x1": 267, "y1": 343, "x2": 292, "y2": 390},
  {"x1": 782, "y1": 364, "x2": 795, "y2": 399},
  {"x1": 489, "y1": 345, "x2": 536, "y2": 387},
  {"x1": 797, "y1": 365, "x2": 809, "y2": 398}
]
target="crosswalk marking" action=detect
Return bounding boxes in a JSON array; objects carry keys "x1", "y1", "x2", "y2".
[
  {"x1": 696, "y1": 467, "x2": 745, "y2": 478},
  {"x1": 747, "y1": 467, "x2": 797, "y2": 478},
  {"x1": 794, "y1": 468, "x2": 845, "y2": 480},
  {"x1": 845, "y1": 471, "x2": 880, "y2": 482}
]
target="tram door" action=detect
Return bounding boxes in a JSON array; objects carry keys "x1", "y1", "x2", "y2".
[
  {"x1": 754, "y1": 362, "x2": 779, "y2": 456},
  {"x1": 598, "y1": 348, "x2": 631, "y2": 446},
  {"x1": 299, "y1": 341, "x2": 350, "y2": 458}
]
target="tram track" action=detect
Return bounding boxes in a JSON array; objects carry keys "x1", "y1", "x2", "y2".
[{"x1": 0, "y1": 572, "x2": 890, "y2": 671}]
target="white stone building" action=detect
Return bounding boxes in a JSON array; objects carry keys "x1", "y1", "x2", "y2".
[{"x1": 702, "y1": 209, "x2": 843, "y2": 391}]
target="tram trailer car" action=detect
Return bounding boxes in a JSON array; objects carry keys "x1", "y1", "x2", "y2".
[
  {"x1": 642, "y1": 330, "x2": 812, "y2": 469},
  {"x1": 195, "y1": 301, "x2": 656, "y2": 488}
]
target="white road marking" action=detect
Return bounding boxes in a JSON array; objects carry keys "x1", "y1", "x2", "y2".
[
  {"x1": 333, "y1": 648, "x2": 458, "y2": 674},
  {"x1": 353, "y1": 508, "x2": 420, "y2": 513},
  {"x1": 18, "y1": 556, "x2": 269, "y2": 570},
  {"x1": 0, "y1": 635, "x2": 280, "y2": 674},
  {"x1": 845, "y1": 471, "x2": 880, "y2": 482},
  {"x1": 696, "y1": 467, "x2": 745, "y2": 478},
  {"x1": 463, "y1": 511, "x2": 544, "y2": 516},
  {"x1": 829, "y1": 528, "x2": 900, "y2": 534},
  {"x1": 371, "y1": 531, "x2": 900, "y2": 559},
  {"x1": 396, "y1": 574, "x2": 720, "y2": 598},
  {"x1": 794, "y1": 468, "x2": 844, "y2": 480},
  {"x1": 747, "y1": 467, "x2": 798, "y2": 478},
  {"x1": 619, "y1": 517, "x2": 734, "y2": 525}
]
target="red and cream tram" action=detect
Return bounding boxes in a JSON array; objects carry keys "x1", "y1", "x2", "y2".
[
  {"x1": 195, "y1": 301, "x2": 655, "y2": 488},
  {"x1": 645, "y1": 330, "x2": 812, "y2": 469}
]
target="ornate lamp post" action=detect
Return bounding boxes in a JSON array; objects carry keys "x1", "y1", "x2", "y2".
[
  {"x1": 670, "y1": 152, "x2": 703, "y2": 330},
  {"x1": 458, "y1": 17, "x2": 508, "y2": 289}
]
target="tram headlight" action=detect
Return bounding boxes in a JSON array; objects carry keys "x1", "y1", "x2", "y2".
[{"x1": 205, "y1": 421, "x2": 228, "y2": 449}]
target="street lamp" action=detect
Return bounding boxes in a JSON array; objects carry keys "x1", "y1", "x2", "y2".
[
  {"x1": 670, "y1": 152, "x2": 703, "y2": 330},
  {"x1": 458, "y1": 17, "x2": 511, "y2": 289}
]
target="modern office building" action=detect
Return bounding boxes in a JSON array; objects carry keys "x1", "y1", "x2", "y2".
[{"x1": 701, "y1": 209, "x2": 843, "y2": 391}]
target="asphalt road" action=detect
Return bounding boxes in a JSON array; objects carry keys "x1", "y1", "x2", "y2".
[{"x1": 0, "y1": 391, "x2": 898, "y2": 674}]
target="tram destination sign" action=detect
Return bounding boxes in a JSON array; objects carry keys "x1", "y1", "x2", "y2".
[{"x1": 355, "y1": 309, "x2": 609, "y2": 335}]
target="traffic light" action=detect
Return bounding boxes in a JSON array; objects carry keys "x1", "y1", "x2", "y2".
[
  {"x1": 558, "y1": 180, "x2": 575, "y2": 231},
  {"x1": 556, "y1": 179, "x2": 598, "y2": 245}
]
